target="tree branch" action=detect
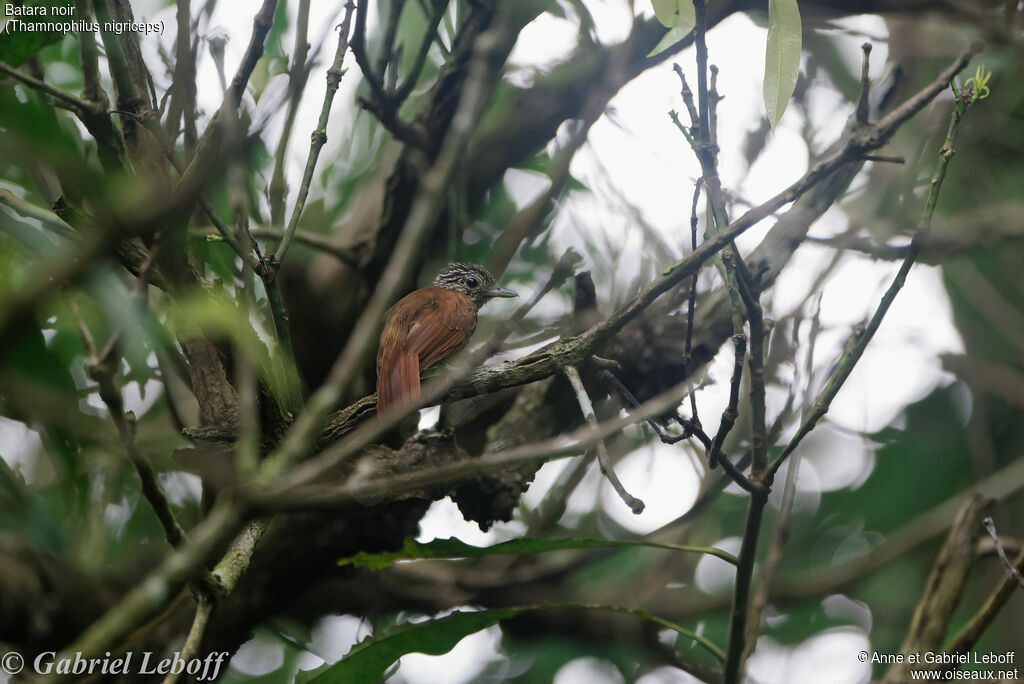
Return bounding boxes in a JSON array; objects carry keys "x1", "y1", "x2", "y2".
[
  {"x1": 944, "y1": 519, "x2": 1024, "y2": 656},
  {"x1": 274, "y1": 2, "x2": 356, "y2": 264},
  {"x1": 884, "y1": 494, "x2": 988, "y2": 681},
  {"x1": 766, "y1": 63, "x2": 983, "y2": 486},
  {"x1": 564, "y1": 365, "x2": 645, "y2": 514}
]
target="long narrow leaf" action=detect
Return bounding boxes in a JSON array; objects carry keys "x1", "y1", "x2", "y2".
[
  {"x1": 338, "y1": 536, "x2": 738, "y2": 570},
  {"x1": 307, "y1": 604, "x2": 724, "y2": 684},
  {"x1": 763, "y1": 0, "x2": 802, "y2": 127}
]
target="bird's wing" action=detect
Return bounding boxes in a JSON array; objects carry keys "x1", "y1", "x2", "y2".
[
  {"x1": 376, "y1": 288, "x2": 477, "y2": 413},
  {"x1": 407, "y1": 290, "x2": 477, "y2": 370}
]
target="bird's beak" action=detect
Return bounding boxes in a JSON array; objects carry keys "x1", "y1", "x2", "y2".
[{"x1": 488, "y1": 286, "x2": 518, "y2": 298}]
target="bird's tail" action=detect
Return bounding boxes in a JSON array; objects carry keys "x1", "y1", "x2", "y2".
[{"x1": 376, "y1": 351, "x2": 420, "y2": 414}]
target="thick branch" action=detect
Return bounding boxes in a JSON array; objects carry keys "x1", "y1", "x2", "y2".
[{"x1": 884, "y1": 495, "x2": 988, "y2": 681}]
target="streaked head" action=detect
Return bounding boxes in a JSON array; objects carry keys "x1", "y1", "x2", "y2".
[{"x1": 433, "y1": 262, "x2": 518, "y2": 306}]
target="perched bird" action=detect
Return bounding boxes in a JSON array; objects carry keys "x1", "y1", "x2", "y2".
[{"x1": 376, "y1": 263, "x2": 518, "y2": 414}]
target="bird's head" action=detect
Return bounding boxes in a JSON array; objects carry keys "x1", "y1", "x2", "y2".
[{"x1": 433, "y1": 263, "x2": 518, "y2": 306}]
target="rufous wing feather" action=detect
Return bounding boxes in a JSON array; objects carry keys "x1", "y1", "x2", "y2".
[{"x1": 376, "y1": 287, "x2": 478, "y2": 414}]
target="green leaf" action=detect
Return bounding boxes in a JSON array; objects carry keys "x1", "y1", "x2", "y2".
[
  {"x1": 0, "y1": 1, "x2": 70, "y2": 66},
  {"x1": 763, "y1": 0, "x2": 802, "y2": 128},
  {"x1": 651, "y1": 0, "x2": 679, "y2": 27},
  {"x1": 307, "y1": 604, "x2": 724, "y2": 684},
  {"x1": 307, "y1": 608, "x2": 522, "y2": 684},
  {"x1": 647, "y1": 21, "x2": 695, "y2": 58},
  {"x1": 647, "y1": 0, "x2": 695, "y2": 57},
  {"x1": 338, "y1": 536, "x2": 738, "y2": 570}
]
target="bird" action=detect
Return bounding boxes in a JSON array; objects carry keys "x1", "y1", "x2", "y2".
[{"x1": 375, "y1": 262, "x2": 518, "y2": 414}]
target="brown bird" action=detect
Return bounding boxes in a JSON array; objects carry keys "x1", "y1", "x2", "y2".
[{"x1": 376, "y1": 263, "x2": 518, "y2": 414}]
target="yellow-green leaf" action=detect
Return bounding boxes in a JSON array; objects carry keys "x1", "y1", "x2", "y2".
[
  {"x1": 763, "y1": 0, "x2": 802, "y2": 128},
  {"x1": 647, "y1": 4, "x2": 696, "y2": 59},
  {"x1": 651, "y1": 0, "x2": 679, "y2": 27}
]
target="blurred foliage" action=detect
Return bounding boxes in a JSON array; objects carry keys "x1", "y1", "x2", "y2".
[{"x1": 0, "y1": 1, "x2": 1022, "y2": 683}]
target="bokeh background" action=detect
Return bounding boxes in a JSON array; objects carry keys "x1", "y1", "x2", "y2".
[{"x1": 1, "y1": 0, "x2": 1022, "y2": 682}]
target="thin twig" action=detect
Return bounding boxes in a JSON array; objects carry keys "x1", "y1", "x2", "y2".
[
  {"x1": 856, "y1": 43, "x2": 873, "y2": 125},
  {"x1": 526, "y1": 452, "x2": 596, "y2": 534},
  {"x1": 0, "y1": 189, "x2": 78, "y2": 240},
  {"x1": 564, "y1": 365, "x2": 645, "y2": 514},
  {"x1": 736, "y1": 265, "x2": 767, "y2": 479},
  {"x1": 605, "y1": 371, "x2": 764, "y2": 494},
  {"x1": 724, "y1": 487, "x2": 769, "y2": 684},
  {"x1": 161, "y1": 599, "x2": 213, "y2": 684},
  {"x1": 863, "y1": 154, "x2": 905, "y2": 164},
  {"x1": 393, "y1": 0, "x2": 448, "y2": 103},
  {"x1": 374, "y1": 0, "x2": 404, "y2": 86},
  {"x1": 707, "y1": 332, "x2": 746, "y2": 469},
  {"x1": 668, "y1": 109, "x2": 697, "y2": 147},
  {"x1": 72, "y1": 292, "x2": 189, "y2": 552},
  {"x1": 0, "y1": 60, "x2": 99, "y2": 113},
  {"x1": 709, "y1": 62, "x2": 723, "y2": 145},
  {"x1": 674, "y1": 41, "x2": 754, "y2": 483},
  {"x1": 943, "y1": 523, "x2": 1024, "y2": 656},
  {"x1": 170, "y1": 0, "x2": 279, "y2": 217},
  {"x1": 175, "y1": 0, "x2": 199, "y2": 160},
  {"x1": 982, "y1": 517, "x2": 1024, "y2": 588},
  {"x1": 766, "y1": 71, "x2": 983, "y2": 487},
  {"x1": 602, "y1": 370, "x2": 689, "y2": 445},
  {"x1": 683, "y1": 180, "x2": 702, "y2": 425},
  {"x1": 275, "y1": 2, "x2": 356, "y2": 264},
  {"x1": 349, "y1": 0, "x2": 392, "y2": 119},
  {"x1": 269, "y1": 0, "x2": 313, "y2": 226},
  {"x1": 196, "y1": 225, "x2": 360, "y2": 264},
  {"x1": 672, "y1": 64, "x2": 699, "y2": 130},
  {"x1": 74, "y1": 0, "x2": 126, "y2": 172},
  {"x1": 744, "y1": 444, "x2": 800, "y2": 663}
]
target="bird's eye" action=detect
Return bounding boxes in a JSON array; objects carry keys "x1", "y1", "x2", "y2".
[{"x1": 465, "y1": 277, "x2": 479, "y2": 288}]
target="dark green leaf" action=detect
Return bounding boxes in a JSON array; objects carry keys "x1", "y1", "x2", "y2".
[
  {"x1": 307, "y1": 608, "x2": 522, "y2": 684},
  {"x1": 0, "y1": 2, "x2": 69, "y2": 66},
  {"x1": 338, "y1": 536, "x2": 737, "y2": 570},
  {"x1": 308, "y1": 604, "x2": 723, "y2": 684}
]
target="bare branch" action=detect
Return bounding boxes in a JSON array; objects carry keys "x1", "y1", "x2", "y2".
[
  {"x1": 944, "y1": 519, "x2": 1024, "y2": 656},
  {"x1": 564, "y1": 365, "x2": 645, "y2": 514},
  {"x1": 0, "y1": 60, "x2": 98, "y2": 114},
  {"x1": 766, "y1": 67, "x2": 983, "y2": 486},
  {"x1": 856, "y1": 42, "x2": 873, "y2": 125},
  {"x1": 982, "y1": 517, "x2": 1024, "y2": 589},
  {"x1": 275, "y1": 3, "x2": 356, "y2": 264}
]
